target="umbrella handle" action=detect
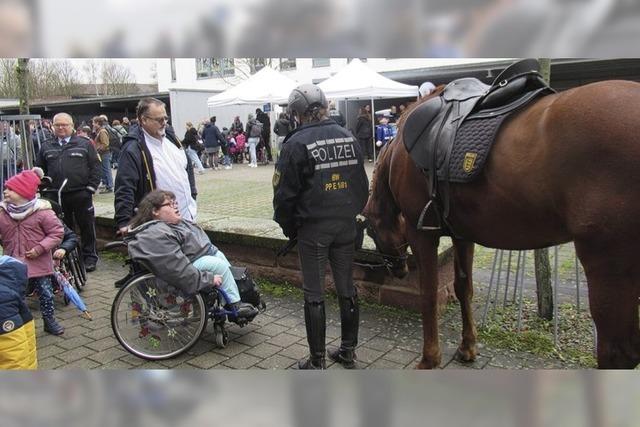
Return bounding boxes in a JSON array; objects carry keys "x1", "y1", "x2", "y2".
[{"x1": 81, "y1": 311, "x2": 92, "y2": 321}]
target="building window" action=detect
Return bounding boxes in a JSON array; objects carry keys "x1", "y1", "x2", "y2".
[
  {"x1": 347, "y1": 58, "x2": 367, "y2": 63},
  {"x1": 312, "y1": 58, "x2": 330, "y2": 68},
  {"x1": 196, "y1": 58, "x2": 235, "y2": 79},
  {"x1": 251, "y1": 58, "x2": 267, "y2": 73},
  {"x1": 170, "y1": 58, "x2": 176, "y2": 82},
  {"x1": 279, "y1": 58, "x2": 296, "y2": 70}
]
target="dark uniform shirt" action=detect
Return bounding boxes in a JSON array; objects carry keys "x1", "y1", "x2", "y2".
[{"x1": 272, "y1": 119, "x2": 369, "y2": 238}]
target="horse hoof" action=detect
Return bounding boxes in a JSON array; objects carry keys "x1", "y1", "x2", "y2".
[
  {"x1": 416, "y1": 359, "x2": 441, "y2": 369},
  {"x1": 454, "y1": 347, "x2": 477, "y2": 364}
]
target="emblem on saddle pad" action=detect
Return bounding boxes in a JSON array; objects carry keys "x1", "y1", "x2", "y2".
[{"x1": 463, "y1": 152, "x2": 478, "y2": 173}]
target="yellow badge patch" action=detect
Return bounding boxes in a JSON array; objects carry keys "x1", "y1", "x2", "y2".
[
  {"x1": 272, "y1": 170, "x2": 281, "y2": 187},
  {"x1": 463, "y1": 152, "x2": 478, "y2": 174}
]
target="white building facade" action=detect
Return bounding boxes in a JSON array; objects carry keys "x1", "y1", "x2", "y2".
[{"x1": 157, "y1": 57, "x2": 497, "y2": 137}]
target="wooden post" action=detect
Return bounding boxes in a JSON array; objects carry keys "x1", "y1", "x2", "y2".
[
  {"x1": 16, "y1": 58, "x2": 29, "y2": 114},
  {"x1": 534, "y1": 58, "x2": 553, "y2": 320},
  {"x1": 16, "y1": 58, "x2": 33, "y2": 169}
]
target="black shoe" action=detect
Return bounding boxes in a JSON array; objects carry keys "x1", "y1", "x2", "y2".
[
  {"x1": 85, "y1": 262, "x2": 96, "y2": 272},
  {"x1": 298, "y1": 356, "x2": 326, "y2": 370},
  {"x1": 226, "y1": 302, "x2": 259, "y2": 320},
  {"x1": 43, "y1": 316, "x2": 64, "y2": 336},
  {"x1": 328, "y1": 347, "x2": 357, "y2": 369}
]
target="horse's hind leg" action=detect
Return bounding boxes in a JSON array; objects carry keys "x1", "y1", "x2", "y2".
[
  {"x1": 452, "y1": 239, "x2": 478, "y2": 363},
  {"x1": 574, "y1": 240, "x2": 640, "y2": 369}
]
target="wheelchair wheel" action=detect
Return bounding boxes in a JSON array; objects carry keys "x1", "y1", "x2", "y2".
[
  {"x1": 111, "y1": 273, "x2": 207, "y2": 360},
  {"x1": 73, "y1": 248, "x2": 87, "y2": 283},
  {"x1": 67, "y1": 249, "x2": 86, "y2": 292},
  {"x1": 213, "y1": 323, "x2": 228, "y2": 348}
]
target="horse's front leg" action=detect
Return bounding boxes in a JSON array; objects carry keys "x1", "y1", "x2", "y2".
[
  {"x1": 452, "y1": 239, "x2": 477, "y2": 363},
  {"x1": 408, "y1": 232, "x2": 442, "y2": 369}
]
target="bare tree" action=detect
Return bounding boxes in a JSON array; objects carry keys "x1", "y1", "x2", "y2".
[
  {"x1": 100, "y1": 60, "x2": 136, "y2": 95},
  {"x1": 83, "y1": 59, "x2": 101, "y2": 96},
  {"x1": 0, "y1": 59, "x2": 18, "y2": 97},
  {"x1": 0, "y1": 59, "x2": 81, "y2": 100}
]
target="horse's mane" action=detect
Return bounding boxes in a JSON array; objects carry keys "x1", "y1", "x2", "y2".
[{"x1": 366, "y1": 85, "x2": 445, "y2": 221}]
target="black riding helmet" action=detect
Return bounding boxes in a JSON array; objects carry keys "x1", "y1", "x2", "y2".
[{"x1": 287, "y1": 84, "x2": 328, "y2": 118}]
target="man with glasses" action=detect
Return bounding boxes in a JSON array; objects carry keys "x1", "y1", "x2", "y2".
[
  {"x1": 36, "y1": 112, "x2": 101, "y2": 272},
  {"x1": 114, "y1": 97, "x2": 197, "y2": 240}
]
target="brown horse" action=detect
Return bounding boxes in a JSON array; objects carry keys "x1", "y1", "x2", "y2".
[{"x1": 363, "y1": 80, "x2": 640, "y2": 369}]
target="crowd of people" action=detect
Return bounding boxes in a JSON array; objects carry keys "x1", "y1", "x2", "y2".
[{"x1": 184, "y1": 108, "x2": 296, "y2": 171}]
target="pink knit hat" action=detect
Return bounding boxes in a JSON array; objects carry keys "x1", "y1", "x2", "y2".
[{"x1": 5, "y1": 167, "x2": 44, "y2": 200}]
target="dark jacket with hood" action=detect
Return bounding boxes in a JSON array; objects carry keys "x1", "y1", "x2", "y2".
[
  {"x1": 273, "y1": 117, "x2": 291, "y2": 137},
  {"x1": 182, "y1": 127, "x2": 201, "y2": 151},
  {"x1": 354, "y1": 113, "x2": 373, "y2": 139},
  {"x1": 201, "y1": 122, "x2": 226, "y2": 149},
  {"x1": 126, "y1": 219, "x2": 219, "y2": 295},
  {"x1": 114, "y1": 124, "x2": 196, "y2": 229}
]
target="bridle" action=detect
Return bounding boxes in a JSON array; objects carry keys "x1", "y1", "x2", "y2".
[{"x1": 354, "y1": 220, "x2": 409, "y2": 274}]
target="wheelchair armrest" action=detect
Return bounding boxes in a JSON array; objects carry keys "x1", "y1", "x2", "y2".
[{"x1": 104, "y1": 241, "x2": 127, "y2": 250}]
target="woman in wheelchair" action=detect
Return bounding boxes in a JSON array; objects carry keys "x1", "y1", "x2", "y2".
[{"x1": 125, "y1": 190, "x2": 257, "y2": 320}]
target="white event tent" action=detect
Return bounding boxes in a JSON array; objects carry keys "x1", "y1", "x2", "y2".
[
  {"x1": 206, "y1": 67, "x2": 298, "y2": 149},
  {"x1": 319, "y1": 59, "x2": 418, "y2": 161},
  {"x1": 207, "y1": 66, "x2": 298, "y2": 107}
]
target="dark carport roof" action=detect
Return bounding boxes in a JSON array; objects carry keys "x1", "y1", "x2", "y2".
[{"x1": 0, "y1": 92, "x2": 170, "y2": 116}]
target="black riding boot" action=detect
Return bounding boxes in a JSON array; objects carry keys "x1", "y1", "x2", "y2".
[
  {"x1": 298, "y1": 301, "x2": 326, "y2": 370},
  {"x1": 328, "y1": 295, "x2": 359, "y2": 369}
]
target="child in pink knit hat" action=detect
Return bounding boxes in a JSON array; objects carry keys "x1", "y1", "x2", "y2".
[{"x1": 0, "y1": 167, "x2": 65, "y2": 335}]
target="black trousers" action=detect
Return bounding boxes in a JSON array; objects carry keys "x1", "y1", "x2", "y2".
[
  {"x1": 358, "y1": 137, "x2": 372, "y2": 160},
  {"x1": 61, "y1": 190, "x2": 98, "y2": 264},
  {"x1": 297, "y1": 218, "x2": 357, "y2": 303},
  {"x1": 263, "y1": 136, "x2": 273, "y2": 161}
]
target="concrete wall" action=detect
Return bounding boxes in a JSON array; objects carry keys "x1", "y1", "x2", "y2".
[{"x1": 96, "y1": 217, "x2": 455, "y2": 313}]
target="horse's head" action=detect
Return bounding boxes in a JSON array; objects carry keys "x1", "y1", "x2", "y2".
[{"x1": 362, "y1": 141, "x2": 409, "y2": 278}]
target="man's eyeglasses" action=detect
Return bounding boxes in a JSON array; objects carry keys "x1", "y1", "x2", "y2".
[
  {"x1": 144, "y1": 115, "x2": 169, "y2": 125},
  {"x1": 53, "y1": 123, "x2": 72, "y2": 128},
  {"x1": 159, "y1": 200, "x2": 178, "y2": 208}
]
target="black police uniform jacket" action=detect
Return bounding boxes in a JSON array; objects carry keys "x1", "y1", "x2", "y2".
[
  {"x1": 36, "y1": 135, "x2": 102, "y2": 193},
  {"x1": 272, "y1": 119, "x2": 369, "y2": 238}
]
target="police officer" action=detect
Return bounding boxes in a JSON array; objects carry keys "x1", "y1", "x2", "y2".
[
  {"x1": 36, "y1": 112, "x2": 102, "y2": 272},
  {"x1": 273, "y1": 84, "x2": 369, "y2": 369}
]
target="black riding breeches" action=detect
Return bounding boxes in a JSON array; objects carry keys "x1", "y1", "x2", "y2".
[{"x1": 297, "y1": 218, "x2": 357, "y2": 303}]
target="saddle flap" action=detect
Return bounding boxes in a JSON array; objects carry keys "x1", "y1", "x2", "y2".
[
  {"x1": 403, "y1": 96, "x2": 443, "y2": 154},
  {"x1": 442, "y1": 78, "x2": 489, "y2": 102}
]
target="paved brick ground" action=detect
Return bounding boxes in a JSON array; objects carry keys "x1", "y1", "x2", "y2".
[{"x1": 30, "y1": 256, "x2": 566, "y2": 370}]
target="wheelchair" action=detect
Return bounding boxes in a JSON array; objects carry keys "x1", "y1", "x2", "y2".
[{"x1": 107, "y1": 242, "x2": 266, "y2": 361}]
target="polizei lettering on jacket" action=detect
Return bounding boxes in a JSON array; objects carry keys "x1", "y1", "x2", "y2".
[{"x1": 306, "y1": 137, "x2": 360, "y2": 170}]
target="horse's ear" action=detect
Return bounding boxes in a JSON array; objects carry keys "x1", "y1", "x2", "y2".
[{"x1": 403, "y1": 96, "x2": 443, "y2": 153}]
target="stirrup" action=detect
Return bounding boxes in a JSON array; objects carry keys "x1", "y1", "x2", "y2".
[{"x1": 417, "y1": 199, "x2": 443, "y2": 231}]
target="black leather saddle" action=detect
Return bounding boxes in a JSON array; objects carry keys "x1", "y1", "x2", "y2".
[{"x1": 402, "y1": 58, "x2": 555, "y2": 234}]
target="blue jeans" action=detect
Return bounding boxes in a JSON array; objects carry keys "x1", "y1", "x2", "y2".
[
  {"x1": 186, "y1": 147, "x2": 204, "y2": 172},
  {"x1": 192, "y1": 251, "x2": 240, "y2": 303},
  {"x1": 248, "y1": 137, "x2": 259, "y2": 165},
  {"x1": 100, "y1": 152, "x2": 113, "y2": 189}
]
